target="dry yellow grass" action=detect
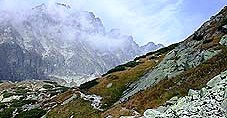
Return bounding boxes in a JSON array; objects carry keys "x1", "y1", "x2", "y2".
[
  {"x1": 52, "y1": 90, "x2": 74, "y2": 104},
  {"x1": 88, "y1": 54, "x2": 165, "y2": 109},
  {"x1": 48, "y1": 98, "x2": 101, "y2": 118}
]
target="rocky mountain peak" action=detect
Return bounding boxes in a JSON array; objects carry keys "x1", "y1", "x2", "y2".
[
  {"x1": 32, "y1": 3, "x2": 47, "y2": 11},
  {"x1": 55, "y1": 2, "x2": 71, "y2": 9},
  {"x1": 0, "y1": 3, "x2": 162, "y2": 85},
  {"x1": 140, "y1": 42, "x2": 164, "y2": 54}
]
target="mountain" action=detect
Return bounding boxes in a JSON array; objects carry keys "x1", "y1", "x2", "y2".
[
  {"x1": 74, "y1": 6, "x2": 227, "y2": 118},
  {"x1": 0, "y1": 3, "x2": 162, "y2": 85},
  {"x1": 140, "y1": 42, "x2": 164, "y2": 54},
  {"x1": 1, "y1": 3, "x2": 226, "y2": 118}
]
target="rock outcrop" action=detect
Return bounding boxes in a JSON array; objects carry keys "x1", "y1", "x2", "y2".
[
  {"x1": 140, "y1": 42, "x2": 164, "y2": 54},
  {"x1": 143, "y1": 70, "x2": 227, "y2": 118},
  {"x1": 122, "y1": 6, "x2": 227, "y2": 100}
]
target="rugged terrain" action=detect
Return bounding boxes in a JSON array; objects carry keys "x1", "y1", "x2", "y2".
[
  {"x1": 0, "y1": 3, "x2": 163, "y2": 85},
  {"x1": 77, "y1": 6, "x2": 227, "y2": 118},
  {"x1": 0, "y1": 3, "x2": 227, "y2": 118}
]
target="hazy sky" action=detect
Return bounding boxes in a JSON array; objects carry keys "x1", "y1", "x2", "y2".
[{"x1": 0, "y1": 0, "x2": 226, "y2": 46}]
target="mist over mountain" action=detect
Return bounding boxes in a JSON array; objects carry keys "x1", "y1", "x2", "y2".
[
  {"x1": 0, "y1": 1, "x2": 227, "y2": 118},
  {"x1": 0, "y1": 3, "x2": 162, "y2": 85}
]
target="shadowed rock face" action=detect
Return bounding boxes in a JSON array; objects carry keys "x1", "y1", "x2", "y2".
[
  {"x1": 0, "y1": 41, "x2": 46, "y2": 81},
  {"x1": 0, "y1": 3, "x2": 162, "y2": 82}
]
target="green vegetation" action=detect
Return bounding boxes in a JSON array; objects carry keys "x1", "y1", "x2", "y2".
[
  {"x1": 217, "y1": 17, "x2": 227, "y2": 32},
  {"x1": 0, "y1": 107, "x2": 15, "y2": 118},
  {"x1": 87, "y1": 42, "x2": 180, "y2": 109},
  {"x1": 79, "y1": 79, "x2": 99, "y2": 90},
  {"x1": 193, "y1": 34, "x2": 203, "y2": 41},
  {"x1": 103, "y1": 61, "x2": 141, "y2": 76},
  {"x1": 123, "y1": 61, "x2": 140, "y2": 68},
  {"x1": 103, "y1": 66, "x2": 126, "y2": 76},
  {"x1": 0, "y1": 103, "x2": 6, "y2": 109},
  {"x1": 48, "y1": 86, "x2": 69, "y2": 97},
  {"x1": 43, "y1": 81, "x2": 58, "y2": 85},
  {"x1": 15, "y1": 88, "x2": 31, "y2": 94},
  {"x1": 42, "y1": 84, "x2": 54, "y2": 89},
  {"x1": 3, "y1": 92, "x2": 14, "y2": 98},
  {"x1": 89, "y1": 54, "x2": 164, "y2": 109},
  {"x1": 11, "y1": 100, "x2": 37, "y2": 107},
  {"x1": 15, "y1": 108, "x2": 46, "y2": 118},
  {"x1": 48, "y1": 98, "x2": 101, "y2": 118},
  {"x1": 0, "y1": 80, "x2": 3, "y2": 83}
]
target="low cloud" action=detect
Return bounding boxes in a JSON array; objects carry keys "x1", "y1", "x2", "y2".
[{"x1": 0, "y1": 0, "x2": 226, "y2": 46}]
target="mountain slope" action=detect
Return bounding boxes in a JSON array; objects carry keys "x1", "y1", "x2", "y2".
[
  {"x1": 76, "y1": 6, "x2": 227, "y2": 118},
  {"x1": 143, "y1": 69, "x2": 227, "y2": 118},
  {"x1": 121, "y1": 5, "x2": 227, "y2": 100}
]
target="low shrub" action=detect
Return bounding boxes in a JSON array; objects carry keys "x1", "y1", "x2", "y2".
[
  {"x1": 3, "y1": 92, "x2": 14, "y2": 98},
  {"x1": 103, "y1": 66, "x2": 126, "y2": 76},
  {"x1": 43, "y1": 81, "x2": 58, "y2": 85},
  {"x1": 15, "y1": 108, "x2": 46, "y2": 118},
  {"x1": 11, "y1": 100, "x2": 37, "y2": 107},
  {"x1": 42, "y1": 84, "x2": 54, "y2": 89},
  {"x1": 79, "y1": 79, "x2": 99, "y2": 90},
  {"x1": 0, "y1": 103, "x2": 6, "y2": 109},
  {"x1": 0, "y1": 107, "x2": 15, "y2": 118}
]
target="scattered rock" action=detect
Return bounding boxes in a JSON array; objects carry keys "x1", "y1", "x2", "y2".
[
  {"x1": 220, "y1": 35, "x2": 227, "y2": 46},
  {"x1": 107, "y1": 83, "x2": 113, "y2": 88},
  {"x1": 142, "y1": 70, "x2": 227, "y2": 118}
]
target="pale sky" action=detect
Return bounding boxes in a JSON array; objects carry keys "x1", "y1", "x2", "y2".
[{"x1": 0, "y1": 0, "x2": 226, "y2": 46}]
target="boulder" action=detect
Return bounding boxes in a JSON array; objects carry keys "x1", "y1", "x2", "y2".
[
  {"x1": 144, "y1": 109, "x2": 165, "y2": 118},
  {"x1": 220, "y1": 35, "x2": 227, "y2": 46},
  {"x1": 165, "y1": 96, "x2": 178, "y2": 106}
]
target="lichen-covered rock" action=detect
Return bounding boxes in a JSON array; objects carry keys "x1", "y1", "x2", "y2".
[
  {"x1": 220, "y1": 35, "x2": 227, "y2": 46},
  {"x1": 122, "y1": 42, "x2": 219, "y2": 99},
  {"x1": 143, "y1": 70, "x2": 227, "y2": 118},
  {"x1": 144, "y1": 109, "x2": 165, "y2": 118},
  {"x1": 122, "y1": 6, "x2": 227, "y2": 100}
]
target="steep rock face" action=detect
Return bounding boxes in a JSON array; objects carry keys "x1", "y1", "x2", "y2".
[
  {"x1": 0, "y1": 3, "x2": 162, "y2": 83},
  {"x1": 0, "y1": 41, "x2": 45, "y2": 81},
  {"x1": 143, "y1": 70, "x2": 227, "y2": 118},
  {"x1": 0, "y1": 21, "x2": 46, "y2": 81},
  {"x1": 122, "y1": 6, "x2": 227, "y2": 100}
]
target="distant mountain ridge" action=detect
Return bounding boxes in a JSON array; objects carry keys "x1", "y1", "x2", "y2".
[{"x1": 0, "y1": 3, "x2": 162, "y2": 85}]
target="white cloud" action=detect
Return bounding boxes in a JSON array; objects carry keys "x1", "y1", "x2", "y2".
[
  {"x1": 0, "y1": 0, "x2": 222, "y2": 46},
  {"x1": 64, "y1": 0, "x2": 185, "y2": 46}
]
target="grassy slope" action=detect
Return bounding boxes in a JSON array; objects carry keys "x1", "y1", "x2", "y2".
[
  {"x1": 85, "y1": 43, "x2": 179, "y2": 110},
  {"x1": 126, "y1": 46, "x2": 227, "y2": 112},
  {"x1": 47, "y1": 45, "x2": 179, "y2": 118},
  {"x1": 47, "y1": 8, "x2": 227, "y2": 118},
  {"x1": 88, "y1": 54, "x2": 165, "y2": 109},
  {"x1": 102, "y1": 8, "x2": 227, "y2": 117},
  {"x1": 103, "y1": 45, "x2": 227, "y2": 117},
  {"x1": 48, "y1": 98, "x2": 101, "y2": 118}
]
